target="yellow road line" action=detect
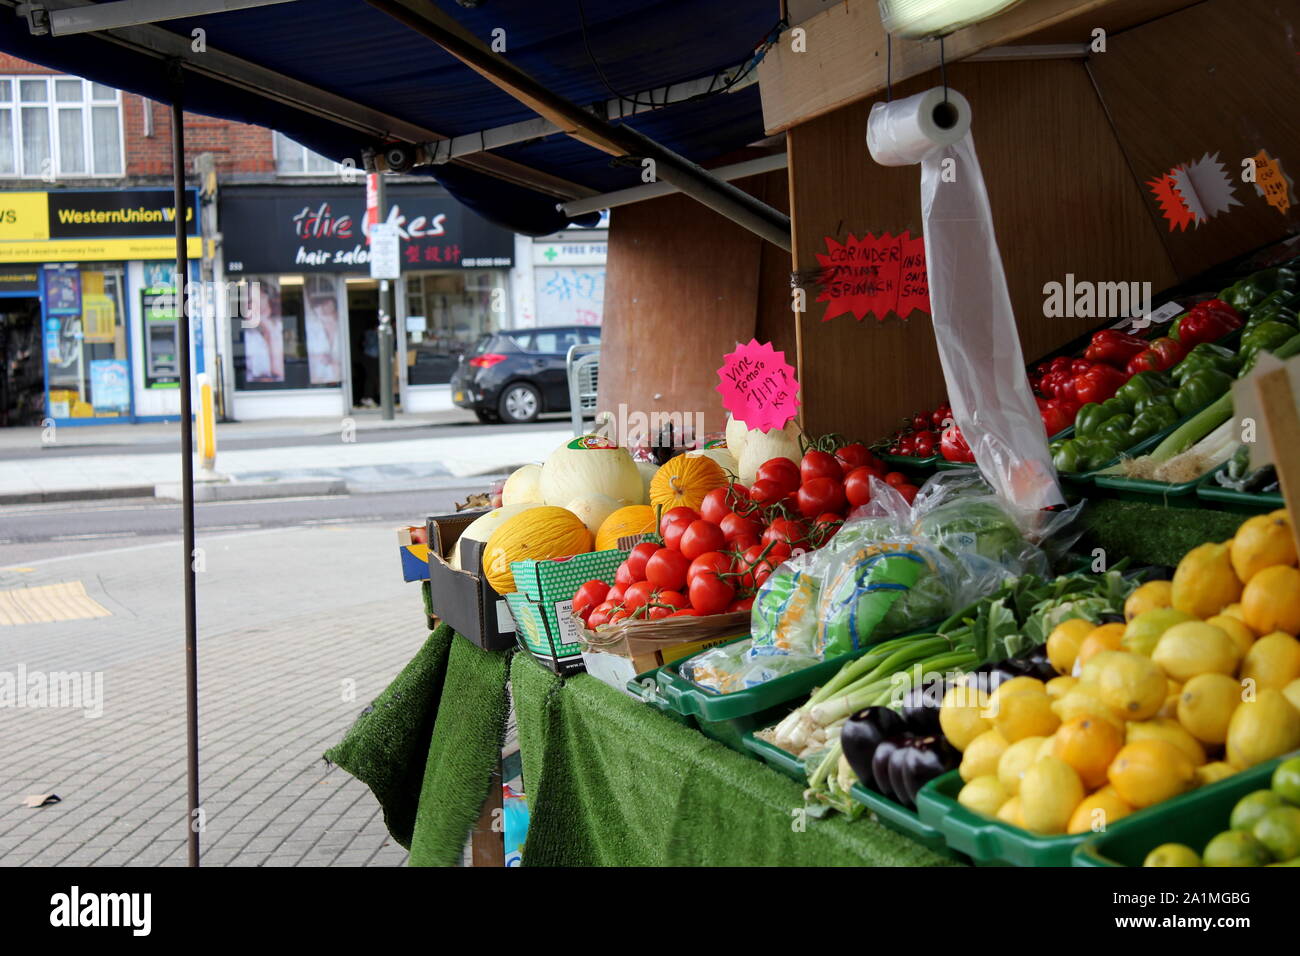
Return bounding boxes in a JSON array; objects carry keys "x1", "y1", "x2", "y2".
[{"x1": 0, "y1": 581, "x2": 112, "y2": 625}]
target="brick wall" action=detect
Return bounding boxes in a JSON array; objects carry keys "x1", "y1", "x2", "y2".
[{"x1": 1, "y1": 53, "x2": 277, "y2": 179}]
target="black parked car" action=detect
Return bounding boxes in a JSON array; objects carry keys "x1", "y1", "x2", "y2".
[{"x1": 451, "y1": 325, "x2": 601, "y2": 423}]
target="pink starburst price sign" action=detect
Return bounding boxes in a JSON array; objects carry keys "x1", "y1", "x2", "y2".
[{"x1": 716, "y1": 338, "x2": 801, "y2": 433}]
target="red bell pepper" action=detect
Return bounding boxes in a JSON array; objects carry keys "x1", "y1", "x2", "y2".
[
  {"x1": 1070, "y1": 358, "x2": 1094, "y2": 375},
  {"x1": 1036, "y1": 397, "x2": 1073, "y2": 437},
  {"x1": 940, "y1": 424, "x2": 974, "y2": 462},
  {"x1": 1074, "y1": 364, "x2": 1129, "y2": 405},
  {"x1": 1083, "y1": 329, "x2": 1149, "y2": 368},
  {"x1": 1177, "y1": 299, "x2": 1243, "y2": 348},
  {"x1": 1125, "y1": 336, "x2": 1187, "y2": 376}
]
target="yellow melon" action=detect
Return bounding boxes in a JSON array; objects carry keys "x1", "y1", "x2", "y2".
[
  {"x1": 482, "y1": 507, "x2": 593, "y2": 594},
  {"x1": 649, "y1": 453, "x2": 728, "y2": 512},
  {"x1": 595, "y1": 505, "x2": 657, "y2": 551}
]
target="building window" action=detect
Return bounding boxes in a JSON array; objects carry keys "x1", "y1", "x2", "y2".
[
  {"x1": 405, "y1": 270, "x2": 508, "y2": 386},
  {"x1": 0, "y1": 76, "x2": 122, "y2": 178},
  {"x1": 273, "y1": 131, "x2": 338, "y2": 176},
  {"x1": 232, "y1": 275, "x2": 343, "y2": 390}
]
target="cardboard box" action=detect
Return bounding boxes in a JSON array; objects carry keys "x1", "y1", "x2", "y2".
[
  {"x1": 506, "y1": 549, "x2": 625, "y2": 674},
  {"x1": 397, "y1": 527, "x2": 430, "y2": 582},
  {"x1": 425, "y1": 511, "x2": 517, "y2": 651}
]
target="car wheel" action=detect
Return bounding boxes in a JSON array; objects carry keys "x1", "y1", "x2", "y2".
[
  {"x1": 475, "y1": 409, "x2": 500, "y2": 424},
  {"x1": 499, "y1": 382, "x2": 541, "y2": 424}
]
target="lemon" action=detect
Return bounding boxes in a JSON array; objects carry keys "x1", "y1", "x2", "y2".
[
  {"x1": 991, "y1": 687, "x2": 1060, "y2": 743},
  {"x1": 1230, "y1": 789, "x2": 1285, "y2": 831},
  {"x1": 959, "y1": 728, "x2": 1009, "y2": 782},
  {"x1": 1054, "y1": 715, "x2": 1125, "y2": 789},
  {"x1": 1226, "y1": 689, "x2": 1300, "y2": 769},
  {"x1": 1036, "y1": 734, "x2": 1058, "y2": 762},
  {"x1": 1046, "y1": 675, "x2": 1077, "y2": 700},
  {"x1": 1144, "y1": 843, "x2": 1201, "y2": 866},
  {"x1": 1177, "y1": 673, "x2": 1243, "y2": 745},
  {"x1": 1152, "y1": 621, "x2": 1239, "y2": 682},
  {"x1": 1052, "y1": 683, "x2": 1123, "y2": 731},
  {"x1": 1284, "y1": 678, "x2": 1300, "y2": 714},
  {"x1": 957, "y1": 775, "x2": 1009, "y2": 817},
  {"x1": 940, "y1": 681, "x2": 992, "y2": 752},
  {"x1": 1126, "y1": 717, "x2": 1207, "y2": 767},
  {"x1": 1203, "y1": 829, "x2": 1272, "y2": 867},
  {"x1": 1047, "y1": 618, "x2": 1095, "y2": 675},
  {"x1": 1075, "y1": 623, "x2": 1126, "y2": 673},
  {"x1": 1122, "y1": 607, "x2": 1194, "y2": 657},
  {"x1": 1231, "y1": 513, "x2": 1297, "y2": 583},
  {"x1": 1172, "y1": 541, "x2": 1243, "y2": 619},
  {"x1": 1068, "y1": 786, "x2": 1133, "y2": 835},
  {"x1": 1221, "y1": 603, "x2": 1252, "y2": 630},
  {"x1": 1092, "y1": 651, "x2": 1167, "y2": 720},
  {"x1": 996, "y1": 795, "x2": 1023, "y2": 826},
  {"x1": 1157, "y1": 679, "x2": 1182, "y2": 719},
  {"x1": 1207, "y1": 613, "x2": 1256, "y2": 659},
  {"x1": 1125, "y1": 580, "x2": 1173, "y2": 622},
  {"x1": 997, "y1": 735, "x2": 1047, "y2": 796},
  {"x1": 1242, "y1": 566, "x2": 1300, "y2": 636},
  {"x1": 1239, "y1": 632, "x2": 1300, "y2": 692},
  {"x1": 1196, "y1": 761, "x2": 1237, "y2": 787},
  {"x1": 1020, "y1": 756, "x2": 1085, "y2": 835},
  {"x1": 983, "y1": 676, "x2": 1046, "y2": 716},
  {"x1": 1107, "y1": 738, "x2": 1197, "y2": 808},
  {"x1": 1254, "y1": 806, "x2": 1300, "y2": 861}
]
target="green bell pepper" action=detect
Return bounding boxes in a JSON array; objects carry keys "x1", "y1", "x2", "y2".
[
  {"x1": 1221, "y1": 267, "x2": 1298, "y2": 311},
  {"x1": 1240, "y1": 320, "x2": 1297, "y2": 373},
  {"x1": 1052, "y1": 441, "x2": 1082, "y2": 473},
  {"x1": 1115, "y1": 370, "x2": 1173, "y2": 408},
  {"x1": 1171, "y1": 342, "x2": 1238, "y2": 384},
  {"x1": 1097, "y1": 413, "x2": 1134, "y2": 446},
  {"x1": 1132, "y1": 391, "x2": 1176, "y2": 416},
  {"x1": 1128, "y1": 403, "x2": 1179, "y2": 442},
  {"x1": 1075, "y1": 397, "x2": 1129, "y2": 438},
  {"x1": 1173, "y1": 367, "x2": 1234, "y2": 415}
]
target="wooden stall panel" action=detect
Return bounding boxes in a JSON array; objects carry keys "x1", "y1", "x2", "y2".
[
  {"x1": 1088, "y1": 0, "x2": 1300, "y2": 280},
  {"x1": 789, "y1": 59, "x2": 1176, "y2": 440}
]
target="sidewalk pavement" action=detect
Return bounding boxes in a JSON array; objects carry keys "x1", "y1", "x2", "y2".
[
  {"x1": 0, "y1": 412, "x2": 572, "y2": 502},
  {"x1": 0, "y1": 522, "x2": 424, "y2": 866}
]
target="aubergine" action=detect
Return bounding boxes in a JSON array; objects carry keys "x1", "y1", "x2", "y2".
[
  {"x1": 870, "y1": 738, "x2": 901, "y2": 799},
  {"x1": 887, "y1": 739, "x2": 915, "y2": 805},
  {"x1": 841, "y1": 707, "x2": 906, "y2": 787},
  {"x1": 900, "y1": 681, "x2": 945, "y2": 734},
  {"x1": 893, "y1": 735, "x2": 959, "y2": 807}
]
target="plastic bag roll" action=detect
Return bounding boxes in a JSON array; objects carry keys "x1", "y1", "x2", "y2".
[
  {"x1": 866, "y1": 88, "x2": 971, "y2": 166},
  {"x1": 867, "y1": 86, "x2": 1063, "y2": 511}
]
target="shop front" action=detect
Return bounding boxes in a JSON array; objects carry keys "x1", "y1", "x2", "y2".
[
  {"x1": 219, "y1": 182, "x2": 514, "y2": 420},
  {"x1": 0, "y1": 187, "x2": 201, "y2": 427}
]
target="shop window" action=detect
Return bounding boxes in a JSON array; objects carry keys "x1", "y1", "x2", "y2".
[
  {"x1": 232, "y1": 275, "x2": 343, "y2": 390},
  {"x1": 42, "y1": 264, "x2": 130, "y2": 419},
  {"x1": 0, "y1": 76, "x2": 122, "y2": 178},
  {"x1": 405, "y1": 269, "x2": 506, "y2": 386},
  {"x1": 273, "y1": 131, "x2": 340, "y2": 176}
]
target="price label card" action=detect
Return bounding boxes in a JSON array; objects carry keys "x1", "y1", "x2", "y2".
[
  {"x1": 716, "y1": 338, "x2": 800, "y2": 433},
  {"x1": 369, "y1": 222, "x2": 401, "y2": 280}
]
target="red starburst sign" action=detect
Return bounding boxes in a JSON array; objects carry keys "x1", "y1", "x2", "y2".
[
  {"x1": 815, "y1": 231, "x2": 930, "y2": 322},
  {"x1": 715, "y1": 339, "x2": 800, "y2": 433}
]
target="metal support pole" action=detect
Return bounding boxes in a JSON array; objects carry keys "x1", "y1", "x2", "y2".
[
  {"x1": 374, "y1": 172, "x2": 395, "y2": 420},
  {"x1": 169, "y1": 64, "x2": 201, "y2": 868}
]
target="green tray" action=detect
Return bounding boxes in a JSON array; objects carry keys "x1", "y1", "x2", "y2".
[
  {"x1": 1073, "y1": 756, "x2": 1288, "y2": 867},
  {"x1": 741, "y1": 729, "x2": 806, "y2": 782},
  {"x1": 1056, "y1": 415, "x2": 1188, "y2": 488},
  {"x1": 626, "y1": 666, "x2": 697, "y2": 729},
  {"x1": 850, "y1": 781, "x2": 959, "y2": 857},
  {"x1": 1091, "y1": 471, "x2": 1207, "y2": 503},
  {"x1": 1196, "y1": 463, "x2": 1284, "y2": 515}
]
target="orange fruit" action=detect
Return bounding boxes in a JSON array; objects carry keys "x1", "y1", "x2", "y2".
[
  {"x1": 1242, "y1": 566, "x2": 1300, "y2": 636},
  {"x1": 1053, "y1": 716, "x2": 1125, "y2": 789},
  {"x1": 1075, "y1": 623, "x2": 1126, "y2": 672},
  {"x1": 1108, "y1": 738, "x2": 1197, "y2": 808}
]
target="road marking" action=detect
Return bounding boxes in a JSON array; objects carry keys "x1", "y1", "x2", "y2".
[
  {"x1": 204, "y1": 523, "x2": 262, "y2": 531},
  {"x1": 0, "y1": 580, "x2": 112, "y2": 625},
  {"x1": 50, "y1": 532, "x2": 136, "y2": 541}
]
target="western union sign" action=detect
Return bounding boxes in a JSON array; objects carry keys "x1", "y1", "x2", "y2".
[{"x1": 0, "y1": 188, "x2": 200, "y2": 262}]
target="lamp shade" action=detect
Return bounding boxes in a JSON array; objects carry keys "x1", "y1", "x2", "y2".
[{"x1": 878, "y1": 0, "x2": 1023, "y2": 39}]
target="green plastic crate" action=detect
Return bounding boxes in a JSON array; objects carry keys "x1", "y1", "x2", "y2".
[
  {"x1": 741, "y1": 728, "x2": 806, "y2": 781},
  {"x1": 1196, "y1": 463, "x2": 1285, "y2": 515},
  {"x1": 625, "y1": 666, "x2": 697, "y2": 728},
  {"x1": 879, "y1": 452, "x2": 941, "y2": 470},
  {"x1": 1073, "y1": 756, "x2": 1289, "y2": 867},
  {"x1": 1092, "y1": 471, "x2": 1207, "y2": 504},
  {"x1": 1056, "y1": 417, "x2": 1185, "y2": 488},
  {"x1": 850, "y1": 781, "x2": 958, "y2": 857}
]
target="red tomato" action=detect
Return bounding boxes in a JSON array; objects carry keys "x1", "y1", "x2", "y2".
[
  {"x1": 765, "y1": 541, "x2": 792, "y2": 564},
  {"x1": 763, "y1": 517, "x2": 808, "y2": 549},
  {"x1": 756, "y1": 458, "x2": 800, "y2": 495},
  {"x1": 719, "y1": 511, "x2": 760, "y2": 542},
  {"x1": 748, "y1": 478, "x2": 786, "y2": 508},
  {"x1": 689, "y1": 572, "x2": 735, "y2": 615},
  {"x1": 609, "y1": 607, "x2": 632, "y2": 623},
  {"x1": 606, "y1": 584, "x2": 625, "y2": 604},
  {"x1": 844, "y1": 466, "x2": 875, "y2": 508},
  {"x1": 623, "y1": 580, "x2": 656, "y2": 611},
  {"x1": 912, "y1": 431, "x2": 936, "y2": 457},
  {"x1": 796, "y1": 476, "x2": 846, "y2": 518},
  {"x1": 668, "y1": 608, "x2": 700, "y2": 618},
  {"x1": 572, "y1": 580, "x2": 610, "y2": 619},
  {"x1": 586, "y1": 601, "x2": 616, "y2": 629},
  {"x1": 614, "y1": 562, "x2": 636, "y2": 587},
  {"x1": 884, "y1": 471, "x2": 909, "y2": 488},
  {"x1": 726, "y1": 484, "x2": 757, "y2": 516},
  {"x1": 662, "y1": 520, "x2": 689, "y2": 551},
  {"x1": 658, "y1": 506, "x2": 699, "y2": 537},
  {"x1": 800, "y1": 449, "x2": 841, "y2": 483},
  {"x1": 625, "y1": 541, "x2": 660, "y2": 580},
  {"x1": 894, "y1": 482, "x2": 920, "y2": 504},
  {"x1": 728, "y1": 596, "x2": 755, "y2": 613},
  {"x1": 687, "y1": 551, "x2": 732, "y2": 586},
  {"x1": 737, "y1": 547, "x2": 777, "y2": 589},
  {"x1": 729, "y1": 533, "x2": 760, "y2": 554},
  {"x1": 835, "y1": 443, "x2": 873, "y2": 477},
  {"x1": 654, "y1": 589, "x2": 688, "y2": 612},
  {"x1": 679, "y1": 519, "x2": 727, "y2": 560},
  {"x1": 699, "y1": 487, "x2": 733, "y2": 525},
  {"x1": 911, "y1": 412, "x2": 930, "y2": 431},
  {"x1": 645, "y1": 548, "x2": 689, "y2": 591}
]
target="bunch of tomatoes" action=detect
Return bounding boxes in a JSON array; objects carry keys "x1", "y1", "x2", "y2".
[
  {"x1": 572, "y1": 442, "x2": 922, "y2": 631},
  {"x1": 882, "y1": 403, "x2": 953, "y2": 458}
]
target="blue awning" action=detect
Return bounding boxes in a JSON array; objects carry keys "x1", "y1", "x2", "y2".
[{"x1": 0, "y1": 1, "x2": 781, "y2": 234}]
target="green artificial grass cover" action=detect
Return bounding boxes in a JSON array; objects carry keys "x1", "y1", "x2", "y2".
[
  {"x1": 408, "y1": 636, "x2": 512, "y2": 867},
  {"x1": 1076, "y1": 498, "x2": 1243, "y2": 569},
  {"x1": 510, "y1": 654, "x2": 958, "y2": 867},
  {"x1": 325, "y1": 624, "x2": 454, "y2": 849}
]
